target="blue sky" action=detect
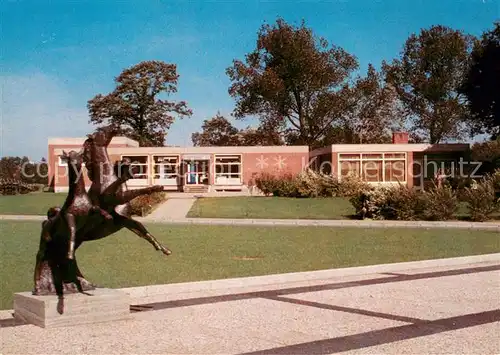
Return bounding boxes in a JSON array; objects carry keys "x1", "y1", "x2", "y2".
[{"x1": 1, "y1": 0, "x2": 498, "y2": 159}]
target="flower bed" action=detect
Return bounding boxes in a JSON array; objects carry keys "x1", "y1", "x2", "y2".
[{"x1": 129, "y1": 191, "x2": 167, "y2": 216}]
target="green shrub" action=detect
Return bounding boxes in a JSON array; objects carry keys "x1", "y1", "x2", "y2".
[
  {"x1": 295, "y1": 169, "x2": 339, "y2": 197},
  {"x1": 293, "y1": 169, "x2": 371, "y2": 198},
  {"x1": 349, "y1": 185, "x2": 425, "y2": 220},
  {"x1": 130, "y1": 191, "x2": 167, "y2": 216},
  {"x1": 349, "y1": 187, "x2": 385, "y2": 220},
  {"x1": 0, "y1": 179, "x2": 39, "y2": 195},
  {"x1": 271, "y1": 173, "x2": 301, "y2": 197},
  {"x1": 334, "y1": 174, "x2": 371, "y2": 198},
  {"x1": 382, "y1": 185, "x2": 426, "y2": 220},
  {"x1": 420, "y1": 184, "x2": 458, "y2": 221},
  {"x1": 444, "y1": 175, "x2": 475, "y2": 192},
  {"x1": 254, "y1": 169, "x2": 371, "y2": 198},
  {"x1": 294, "y1": 169, "x2": 325, "y2": 197},
  {"x1": 490, "y1": 169, "x2": 500, "y2": 192},
  {"x1": 254, "y1": 173, "x2": 280, "y2": 196},
  {"x1": 462, "y1": 175, "x2": 499, "y2": 222}
]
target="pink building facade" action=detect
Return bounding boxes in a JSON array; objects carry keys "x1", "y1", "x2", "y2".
[{"x1": 48, "y1": 132, "x2": 470, "y2": 193}]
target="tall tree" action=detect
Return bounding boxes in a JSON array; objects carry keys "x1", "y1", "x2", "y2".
[
  {"x1": 191, "y1": 113, "x2": 240, "y2": 146},
  {"x1": 87, "y1": 60, "x2": 192, "y2": 146},
  {"x1": 226, "y1": 18, "x2": 358, "y2": 147},
  {"x1": 382, "y1": 25, "x2": 476, "y2": 143},
  {"x1": 470, "y1": 138, "x2": 500, "y2": 174},
  {"x1": 328, "y1": 64, "x2": 402, "y2": 144},
  {"x1": 238, "y1": 122, "x2": 285, "y2": 146},
  {"x1": 0, "y1": 156, "x2": 27, "y2": 180},
  {"x1": 191, "y1": 113, "x2": 284, "y2": 146},
  {"x1": 460, "y1": 21, "x2": 500, "y2": 139}
]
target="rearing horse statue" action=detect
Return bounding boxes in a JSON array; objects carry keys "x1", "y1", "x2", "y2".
[
  {"x1": 33, "y1": 126, "x2": 172, "y2": 300},
  {"x1": 79, "y1": 126, "x2": 172, "y2": 254}
]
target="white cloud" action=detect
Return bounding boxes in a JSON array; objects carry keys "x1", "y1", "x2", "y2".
[{"x1": 1, "y1": 73, "x2": 92, "y2": 159}]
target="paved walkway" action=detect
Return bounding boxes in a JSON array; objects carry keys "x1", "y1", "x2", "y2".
[
  {"x1": 1, "y1": 212, "x2": 499, "y2": 230},
  {"x1": 146, "y1": 198, "x2": 196, "y2": 220},
  {"x1": 2, "y1": 254, "x2": 499, "y2": 354}
]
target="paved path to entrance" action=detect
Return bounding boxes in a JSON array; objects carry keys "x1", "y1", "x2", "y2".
[
  {"x1": 1, "y1": 254, "x2": 499, "y2": 354},
  {"x1": 146, "y1": 198, "x2": 196, "y2": 220}
]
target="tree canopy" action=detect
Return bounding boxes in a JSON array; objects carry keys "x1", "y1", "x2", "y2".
[
  {"x1": 327, "y1": 64, "x2": 403, "y2": 144},
  {"x1": 460, "y1": 21, "x2": 500, "y2": 140},
  {"x1": 87, "y1": 60, "x2": 192, "y2": 146},
  {"x1": 191, "y1": 113, "x2": 240, "y2": 146},
  {"x1": 0, "y1": 156, "x2": 48, "y2": 184},
  {"x1": 382, "y1": 25, "x2": 476, "y2": 144},
  {"x1": 191, "y1": 113, "x2": 284, "y2": 146},
  {"x1": 226, "y1": 18, "x2": 359, "y2": 147}
]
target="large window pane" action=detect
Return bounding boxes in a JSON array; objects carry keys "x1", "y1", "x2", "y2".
[
  {"x1": 153, "y1": 156, "x2": 178, "y2": 179},
  {"x1": 230, "y1": 164, "x2": 239, "y2": 174},
  {"x1": 362, "y1": 161, "x2": 383, "y2": 182},
  {"x1": 340, "y1": 161, "x2": 360, "y2": 177},
  {"x1": 215, "y1": 155, "x2": 242, "y2": 183},
  {"x1": 122, "y1": 155, "x2": 148, "y2": 179},
  {"x1": 385, "y1": 160, "x2": 406, "y2": 182}
]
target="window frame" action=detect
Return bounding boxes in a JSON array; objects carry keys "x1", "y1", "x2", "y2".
[
  {"x1": 338, "y1": 152, "x2": 407, "y2": 184},
  {"x1": 152, "y1": 155, "x2": 180, "y2": 185},
  {"x1": 120, "y1": 154, "x2": 150, "y2": 185},
  {"x1": 213, "y1": 154, "x2": 243, "y2": 185}
]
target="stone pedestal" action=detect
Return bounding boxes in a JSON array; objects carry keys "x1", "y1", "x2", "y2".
[{"x1": 13, "y1": 288, "x2": 131, "y2": 328}]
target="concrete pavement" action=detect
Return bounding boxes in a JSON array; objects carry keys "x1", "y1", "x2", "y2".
[
  {"x1": 1, "y1": 212, "x2": 500, "y2": 231},
  {"x1": 145, "y1": 198, "x2": 196, "y2": 220},
  {"x1": 1, "y1": 254, "x2": 499, "y2": 354}
]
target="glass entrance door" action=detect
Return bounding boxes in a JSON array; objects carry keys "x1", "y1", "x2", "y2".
[{"x1": 183, "y1": 159, "x2": 209, "y2": 185}]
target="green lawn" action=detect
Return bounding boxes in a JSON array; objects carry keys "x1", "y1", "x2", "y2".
[
  {"x1": 187, "y1": 196, "x2": 500, "y2": 221},
  {"x1": 0, "y1": 192, "x2": 66, "y2": 215},
  {"x1": 1, "y1": 220, "x2": 499, "y2": 309},
  {"x1": 187, "y1": 196, "x2": 356, "y2": 219},
  {"x1": 2, "y1": 193, "x2": 499, "y2": 222}
]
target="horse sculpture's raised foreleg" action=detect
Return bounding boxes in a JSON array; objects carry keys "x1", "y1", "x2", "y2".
[{"x1": 116, "y1": 214, "x2": 172, "y2": 255}]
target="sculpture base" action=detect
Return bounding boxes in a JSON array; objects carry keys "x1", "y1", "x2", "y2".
[
  {"x1": 33, "y1": 259, "x2": 97, "y2": 295},
  {"x1": 13, "y1": 288, "x2": 131, "y2": 328}
]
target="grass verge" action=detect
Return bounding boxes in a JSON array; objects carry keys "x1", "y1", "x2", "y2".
[
  {"x1": 0, "y1": 192, "x2": 66, "y2": 215},
  {"x1": 187, "y1": 196, "x2": 356, "y2": 219},
  {"x1": 187, "y1": 196, "x2": 500, "y2": 221}
]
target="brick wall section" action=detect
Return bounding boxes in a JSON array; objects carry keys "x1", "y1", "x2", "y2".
[
  {"x1": 242, "y1": 152, "x2": 309, "y2": 185},
  {"x1": 392, "y1": 132, "x2": 409, "y2": 144}
]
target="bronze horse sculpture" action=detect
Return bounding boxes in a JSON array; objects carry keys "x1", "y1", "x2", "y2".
[
  {"x1": 32, "y1": 126, "x2": 172, "y2": 313},
  {"x1": 34, "y1": 149, "x2": 113, "y2": 313},
  {"x1": 80, "y1": 126, "x2": 172, "y2": 256}
]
